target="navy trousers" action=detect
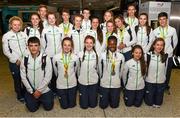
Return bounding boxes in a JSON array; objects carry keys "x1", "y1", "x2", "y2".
[
  {"x1": 24, "y1": 90, "x2": 54, "y2": 112},
  {"x1": 99, "y1": 86, "x2": 120, "y2": 109},
  {"x1": 144, "y1": 82, "x2": 165, "y2": 106},
  {"x1": 122, "y1": 51, "x2": 132, "y2": 62},
  {"x1": 57, "y1": 86, "x2": 77, "y2": 109},
  {"x1": 124, "y1": 89, "x2": 144, "y2": 107},
  {"x1": 78, "y1": 83, "x2": 98, "y2": 109},
  {"x1": 9, "y1": 62, "x2": 25, "y2": 100},
  {"x1": 49, "y1": 58, "x2": 57, "y2": 94}
]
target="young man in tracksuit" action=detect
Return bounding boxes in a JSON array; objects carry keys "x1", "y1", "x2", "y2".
[
  {"x1": 2, "y1": 16, "x2": 28, "y2": 102},
  {"x1": 20, "y1": 37, "x2": 54, "y2": 112},
  {"x1": 153, "y1": 12, "x2": 178, "y2": 93}
]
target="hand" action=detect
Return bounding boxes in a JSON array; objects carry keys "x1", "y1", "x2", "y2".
[
  {"x1": 16, "y1": 60, "x2": 21, "y2": 66},
  {"x1": 33, "y1": 90, "x2": 42, "y2": 99},
  {"x1": 118, "y1": 43, "x2": 126, "y2": 50}
]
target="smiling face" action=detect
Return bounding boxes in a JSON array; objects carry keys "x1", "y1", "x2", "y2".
[
  {"x1": 74, "y1": 16, "x2": 82, "y2": 28},
  {"x1": 62, "y1": 12, "x2": 70, "y2": 23},
  {"x1": 139, "y1": 14, "x2": 147, "y2": 26},
  {"x1": 108, "y1": 39, "x2": 117, "y2": 52},
  {"x1": 28, "y1": 42, "x2": 40, "y2": 56},
  {"x1": 83, "y1": 9, "x2": 90, "y2": 20},
  {"x1": 159, "y1": 16, "x2": 168, "y2": 27},
  {"x1": 38, "y1": 7, "x2": 47, "y2": 20},
  {"x1": 106, "y1": 22, "x2": 114, "y2": 33},
  {"x1": 132, "y1": 48, "x2": 142, "y2": 61},
  {"x1": 115, "y1": 18, "x2": 123, "y2": 28},
  {"x1": 11, "y1": 20, "x2": 21, "y2": 32},
  {"x1": 127, "y1": 5, "x2": 136, "y2": 17},
  {"x1": 91, "y1": 18, "x2": 99, "y2": 30},
  {"x1": 104, "y1": 11, "x2": 112, "y2": 22},
  {"x1": 48, "y1": 14, "x2": 56, "y2": 26},
  {"x1": 31, "y1": 14, "x2": 40, "y2": 27},
  {"x1": 63, "y1": 40, "x2": 72, "y2": 54},
  {"x1": 153, "y1": 40, "x2": 164, "y2": 54},
  {"x1": 85, "y1": 37, "x2": 94, "y2": 52}
]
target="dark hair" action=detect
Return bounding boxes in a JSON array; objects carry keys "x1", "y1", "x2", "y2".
[
  {"x1": 28, "y1": 37, "x2": 40, "y2": 45},
  {"x1": 61, "y1": 37, "x2": 74, "y2": 53},
  {"x1": 138, "y1": 13, "x2": 151, "y2": 36},
  {"x1": 82, "y1": 35, "x2": 98, "y2": 66},
  {"x1": 30, "y1": 12, "x2": 44, "y2": 34},
  {"x1": 61, "y1": 8, "x2": 70, "y2": 15},
  {"x1": 38, "y1": 4, "x2": 48, "y2": 11},
  {"x1": 132, "y1": 45, "x2": 146, "y2": 76},
  {"x1": 114, "y1": 15, "x2": 128, "y2": 33},
  {"x1": 127, "y1": 3, "x2": 137, "y2": 17},
  {"x1": 73, "y1": 14, "x2": 83, "y2": 25},
  {"x1": 106, "y1": 36, "x2": 117, "y2": 64},
  {"x1": 158, "y1": 12, "x2": 168, "y2": 19},
  {"x1": 83, "y1": 8, "x2": 90, "y2": 13},
  {"x1": 91, "y1": 17, "x2": 103, "y2": 44},
  {"x1": 150, "y1": 38, "x2": 166, "y2": 63}
]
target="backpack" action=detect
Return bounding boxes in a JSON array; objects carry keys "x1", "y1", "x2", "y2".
[{"x1": 24, "y1": 55, "x2": 47, "y2": 92}]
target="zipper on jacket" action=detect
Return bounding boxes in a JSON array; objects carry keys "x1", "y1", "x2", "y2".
[
  {"x1": 136, "y1": 61, "x2": 138, "y2": 90},
  {"x1": 16, "y1": 33, "x2": 23, "y2": 57},
  {"x1": 65, "y1": 54, "x2": 69, "y2": 89},
  {"x1": 156, "y1": 55, "x2": 159, "y2": 83},
  {"x1": 78, "y1": 32, "x2": 81, "y2": 51},
  {"x1": 33, "y1": 58, "x2": 36, "y2": 88},
  {"x1": 87, "y1": 52, "x2": 90, "y2": 85},
  {"x1": 53, "y1": 27, "x2": 57, "y2": 54}
]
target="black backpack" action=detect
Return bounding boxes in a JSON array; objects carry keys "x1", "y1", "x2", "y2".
[{"x1": 24, "y1": 55, "x2": 47, "y2": 92}]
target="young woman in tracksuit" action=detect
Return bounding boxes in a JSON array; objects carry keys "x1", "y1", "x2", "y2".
[
  {"x1": 100, "y1": 11, "x2": 114, "y2": 32},
  {"x1": 2, "y1": 16, "x2": 28, "y2": 102},
  {"x1": 144, "y1": 38, "x2": 168, "y2": 108},
  {"x1": 85, "y1": 17, "x2": 104, "y2": 56},
  {"x1": 20, "y1": 37, "x2": 54, "y2": 112},
  {"x1": 41, "y1": 12, "x2": 62, "y2": 93},
  {"x1": 53, "y1": 37, "x2": 79, "y2": 109},
  {"x1": 24, "y1": 12, "x2": 43, "y2": 39},
  {"x1": 122, "y1": 45, "x2": 146, "y2": 107},
  {"x1": 153, "y1": 12, "x2": 178, "y2": 93},
  {"x1": 37, "y1": 4, "x2": 48, "y2": 28},
  {"x1": 99, "y1": 36, "x2": 125, "y2": 109},
  {"x1": 71, "y1": 14, "x2": 86, "y2": 54},
  {"x1": 125, "y1": 4, "x2": 138, "y2": 29},
  {"x1": 78, "y1": 35, "x2": 99, "y2": 109},
  {"x1": 114, "y1": 15, "x2": 137, "y2": 61},
  {"x1": 102, "y1": 20, "x2": 118, "y2": 50},
  {"x1": 59, "y1": 8, "x2": 73, "y2": 39},
  {"x1": 135, "y1": 13, "x2": 155, "y2": 53}
]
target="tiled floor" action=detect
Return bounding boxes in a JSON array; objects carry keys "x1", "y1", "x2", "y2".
[{"x1": 0, "y1": 43, "x2": 180, "y2": 117}]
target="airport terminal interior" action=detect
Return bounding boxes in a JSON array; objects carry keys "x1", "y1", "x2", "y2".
[{"x1": 0, "y1": 0, "x2": 180, "y2": 117}]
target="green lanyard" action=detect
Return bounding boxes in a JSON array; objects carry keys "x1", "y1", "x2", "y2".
[
  {"x1": 119, "y1": 28, "x2": 125, "y2": 43},
  {"x1": 63, "y1": 23, "x2": 70, "y2": 35},
  {"x1": 128, "y1": 17, "x2": 135, "y2": 26},
  {"x1": 16, "y1": 33, "x2": 23, "y2": 58},
  {"x1": 140, "y1": 27, "x2": 145, "y2": 45},
  {"x1": 159, "y1": 26, "x2": 168, "y2": 39}
]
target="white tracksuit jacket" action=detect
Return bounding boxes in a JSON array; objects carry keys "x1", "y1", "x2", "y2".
[
  {"x1": 24, "y1": 26, "x2": 41, "y2": 39},
  {"x1": 41, "y1": 25, "x2": 62, "y2": 58},
  {"x1": 2, "y1": 30, "x2": 28, "y2": 63},
  {"x1": 59, "y1": 22, "x2": 73, "y2": 39},
  {"x1": 145, "y1": 52, "x2": 168, "y2": 84},
  {"x1": 53, "y1": 52, "x2": 79, "y2": 89},
  {"x1": 78, "y1": 51, "x2": 99, "y2": 85},
  {"x1": 100, "y1": 22, "x2": 107, "y2": 33},
  {"x1": 136, "y1": 26, "x2": 155, "y2": 53},
  {"x1": 125, "y1": 17, "x2": 138, "y2": 29},
  {"x1": 153, "y1": 25, "x2": 178, "y2": 57},
  {"x1": 116, "y1": 26, "x2": 137, "y2": 53},
  {"x1": 71, "y1": 27, "x2": 86, "y2": 54},
  {"x1": 20, "y1": 52, "x2": 52, "y2": 94},
  {"x1": 82, "y1": 19, "x2": 91, "y2": 31},
  {"x1": 122, "y1": 58, "x2": 145, "y2": 90},
  {"x1": 85, "y1": 29, "x2": 105, "y2": 56},
  {"x1": 100, "y1": 51, "x2": 125, "y2": 88}
]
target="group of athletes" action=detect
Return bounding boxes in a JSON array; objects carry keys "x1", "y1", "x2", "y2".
[{"x1": 2, "y1": 4, "x2": 178, "y2": 112}]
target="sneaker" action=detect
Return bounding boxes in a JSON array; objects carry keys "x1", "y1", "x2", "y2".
[
  {"x1": 18, "y1": 98, "x2": 25, "y2": 104},
  {"x1": 152, "y1": 104, "x2": 160, "y2": 108}
]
